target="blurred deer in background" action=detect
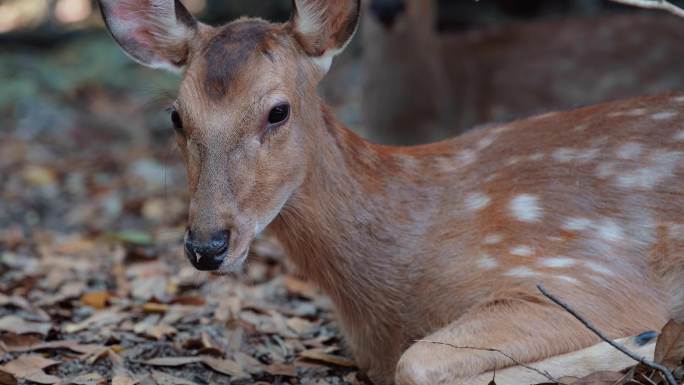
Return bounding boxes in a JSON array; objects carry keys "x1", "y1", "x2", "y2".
[
  {"x1": 98, "y1": 0, "x2": 684, "y2": 384},
  {"x1": 363, "y1": 0, "x2": 684, "y2": 144}
]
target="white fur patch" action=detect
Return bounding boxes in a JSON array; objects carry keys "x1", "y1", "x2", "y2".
[
  {"x1": 510, "y1": 245, "x2": 534, "y2": 257},
  {"x1": 504, "y1": 267, "x2": 540, "y2": 278},
  {"x1": 563, "y1": 217, "x2": 593, "y2": 232},
  {"x1": 616, "y1": 142, "x2": 643, "y2": 159},
  {"x1": 616, "y1": 150, "x2": 682, "y2": 189},
  {"x1": 584, "y1": 261, "x2": 615, "y2": 276},
  {"x1": 478, "y1": 255, "x2": 499, "y2": 270},
  {"x1": 510, "y1": 194, "x2": 542, "y2": 223},
  {"x1": 540, "y1": 257, "x2": 577, "y2": 268},
  {"x1": 651, "y1": 111, "x2": 678, "y2": 120},
  {"x1": 483, "y1": 233, "x2": 503, "y2": 245},
  {"x1": 555, "y1": 275, "x2": 580, "y2": 284},
  {"x1": 465, "y1": 192, "x2": 491, "y2": 211},
  {"x1": 673, "y1": 130, "x2": 684, "y2": 141},
  {"x1": 596, "y1": 219, "x2": 624, "y2": 242}
]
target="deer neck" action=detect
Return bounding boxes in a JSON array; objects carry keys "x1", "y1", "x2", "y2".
[{"x1": 269, "y1": 105, "x2": 427, "y2": 343}]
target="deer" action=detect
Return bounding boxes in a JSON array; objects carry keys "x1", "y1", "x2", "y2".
[
  {"x1": 97, "y1": 0, "x2": 684, "y2": 384},
  {"x1": 363, "y1": 0, "x2": 684, "y2": 145}
]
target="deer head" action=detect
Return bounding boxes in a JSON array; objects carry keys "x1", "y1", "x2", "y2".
[{"x1": 99, "y1": 0, "x2": 361, "y2": 271}]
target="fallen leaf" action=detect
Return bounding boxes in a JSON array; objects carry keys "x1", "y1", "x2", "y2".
[
  {"x1": 572, "y1": 371, "x2": 625, "y2": 385},
  {"x1": 263, "y1": 363, "x2": 297, "y2": 377},
  {"x1": 143, "y1": 356, "x2": 249, "y2": 379},
  {"x1": 0, "y1": 355, "x2": 61, "y2": 384},
  {"x1": 64, "y1": 310, "x2": 123, "y2": 333},
  {"x1": 655, "y1": 319, "x2": 684, "y2": 369},
  {"x1": 298, "y1": 349, "x2": 356, "y2": 367},
  {"x1": 5, "y1": 340, "x2": 105, "y2": 357},
  {"x1": 150, "y1": 371, "x2": 201, "y2": 385},
  {"x1": 112, "y1": 375, "x2": 138, "y2": 385},
  {"x1": 0, "y1": 316, "x2": 51, "y2": 336},
  {"x1": 66, "y1": 373, "x2": 106, "y2": 385},
  {"x1": 81, "y1": 291, "x2": 110, "y2": 309}
]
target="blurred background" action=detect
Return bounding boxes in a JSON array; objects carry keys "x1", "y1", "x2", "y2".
[{"x1": 1, "y1": 1, "x2": 684, "y2": 384}]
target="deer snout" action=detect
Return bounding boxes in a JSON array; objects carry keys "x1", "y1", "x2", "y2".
[
  {"x1": 184, "y1": 229, "x2": 230, "y2": 271},
  {"x1": 370, "y1": 0, "x2": 406, "y2": 29}
]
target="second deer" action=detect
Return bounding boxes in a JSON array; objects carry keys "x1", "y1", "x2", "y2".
[
  {"x1": 363, "y1": 0, "x2": 684, "y2": 144},
  {"x1": 98, "y1": 0, "x2": 684, "y2": 384}
]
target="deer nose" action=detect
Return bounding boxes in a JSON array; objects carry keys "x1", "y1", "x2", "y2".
[
  {"x1": 370, "y1": 0, "x2": 406, "y2": 29},
  {"x1": 184, "y1": 229, "x2": 230, "y2": 271}
]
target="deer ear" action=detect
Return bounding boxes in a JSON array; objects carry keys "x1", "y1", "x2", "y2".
[
  {"x1": 290, "y1": 0, "x2": 361, "y2": 73},
  {"x1": 98, "y1": 0, "x2": 198, "y2": 72}
]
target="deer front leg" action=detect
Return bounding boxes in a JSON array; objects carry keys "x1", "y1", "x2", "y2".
[{"x1": 395, "y1": 294, "x2": 633, "y2": 385}]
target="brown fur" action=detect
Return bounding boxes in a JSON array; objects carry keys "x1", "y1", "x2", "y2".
[{"x1": 99, "y1": 2, "x2": 684, "y2": 384}]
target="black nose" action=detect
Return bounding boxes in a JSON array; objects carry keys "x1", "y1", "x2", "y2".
[
  {"x1": 370, "y1": 0, "x2": 406, "y2": 29},
  {"x1": 185, "y1": 229, "x2": 230, "y2": 271}
]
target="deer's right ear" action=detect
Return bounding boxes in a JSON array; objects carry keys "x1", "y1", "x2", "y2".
[
  {"x1": 290, "y1": 0, "x2": 362, "y2": 74},
  {"x1": 98, "y1": 0, "x2": 198, "y2": 72}
]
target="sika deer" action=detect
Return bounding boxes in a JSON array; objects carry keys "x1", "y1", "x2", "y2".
[
  {"x1": 363, "y1": 0, "x2": 684, "y2": 144},
  {"x1": 98, "y1": 1, "x2": 684, "y2": 384}
]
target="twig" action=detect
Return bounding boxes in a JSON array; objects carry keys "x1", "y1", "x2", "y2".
[
  {"x1": 608, "y1": 0, "x2": 684, "y2": 19},
  {"x1": 416, "y1": 340, "x2": 562, "y2": 384},
  {"x1": 537, "y1": 284, "x2": 679, "y2": 385}
]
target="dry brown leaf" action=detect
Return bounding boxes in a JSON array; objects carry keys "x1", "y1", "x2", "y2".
[
  {"x1": 287, "y1": 317, "x2": 317, "y2": 335},
  {"x1": 111, "y1": 375, "x2": 138, "y2": 385},
  {"x1": 5, "y1": 340, "x2": 106, "y2": 357},
  {"x1": 81, "y1": 291, "x2": 110, "y2": 309},
  {"x1": 64, "y1": 310, "x2": 123, "y2": 333},
  {"x1": 144, "y1": 356, "x2": 249, "y2": 379},
  {"x1": 572, "y1": 371, "x2": 626, "y2": 385},
  {"x1": 65, "y1": 373, "x2": 106, "y2": 385},
  {"x1": 150, "y1": 371, "x2": 201, "y2": 385},
  {"x1": 263, "y1": 363, "x2": 297, "y2": 377},
  {"x1": 283, "y1": 276, "x2": 319, "y2": 299},
  {"x1": 0, "y1": 316, "x2": 51, "y2": 336},
  {"x1": 298, "y1": 349, "x2": 356, "y2": 367},
  {"x1": 142, "y1": 303, "x2": 168, "y2": 314},
  {"x1": 0, "y1": 355, "x2": 61, "y2": 384},
  {"x1": 655, "y1": 319, "x2": 684, "y2": 369}
]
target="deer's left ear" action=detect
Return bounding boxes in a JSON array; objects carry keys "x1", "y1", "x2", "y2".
[
  {"x1": 290, "y1": 0, "x2": 361, "y2": 73},
  {"x1": 98, "y1": 0, "x2": 198, "y2": 72}
]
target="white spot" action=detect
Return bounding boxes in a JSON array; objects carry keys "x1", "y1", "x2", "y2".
[
  {"x1": 673, "y1": 130, "x2": 684, "y2": 141},
  {"x1": 563, "y1": 217, "x2": 593, "y2": 232},
  {"x1": 584, "y1": 261, "x2": 615, "y2": 276},
  {"x1": 616, "y1": 142, "x2": 643, "y2": 159},
  {"x1": 606, "y1": 111, "x2": 625, "y2": 118},
  {"x1": 504, "y1": 267, "x2": 540, "y2": 278},
  {"x1": 596, "y1": 161, "x2": 617, "y2": 178},
  {"x1": 552, "y1": 148, "x2": 575, "y2": 163},
  {"x1": 510, "y1": 245, "x2": 534, "y2": 257},
  {"x1": 539, "y1": 257, "x2": 577, "y2": 268},
  {"x1": 597, "y1": 219, "x2": 624, "y2": 242},
  {"x1": 555, "y1": 275, "x2": 579, "y2": 284},
  {"x1": 465, "y1": 192, "x2": 491, "y2": 212},
  {"x1": 625, "y1": 108, "x2": 647, "y2": 117},
  {"x1": 651, "y1": 111, "x2": 678, "y2": 120},
  {"x1": 510, "y1": 194, "x2": 543, "y2": 223},
  {"x1": 672, "y1": 95, "x2": 684, "y2": 103},
  {"x1": 478, "y1": 255, "x2": 498, "y2": 270},
  {"x1": 505, "y1": 156, "x2": 522, "y2": 166},
  {"x1": 616, "y1": 150, "x2": 683, "y2": 189},
  {"x1": 477, "y1": 135, "x2": 497, "y2": 150},
  {"x1": 457, "y1": 150, "x2": 477, "y2": 166},
  {"x1": 483, "y1": 233, "x2": 503, "y2": 245},
  {"x1": 573, "y1": 124, "x2": 589, "y2": 132},
  {"x1": 528, "y1": 152, "x2": 545, "y2": 161}
]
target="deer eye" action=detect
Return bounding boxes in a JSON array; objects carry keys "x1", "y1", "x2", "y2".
[
  {"x1": 267, "y1": 103, "x2": 290, "y2": 126},
  {"x1": 171, "y1": 110, "x2": 184, "y2": 134}
]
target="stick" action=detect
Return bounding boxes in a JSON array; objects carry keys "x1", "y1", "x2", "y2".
[
  {"x1": 608, "y1": 0, "x2": 684, "y2": 19},
  {"x1": 416, "y1": 340, "x2": 562, "y2": 384},
  {"x1": 537, "y1": 284, "x2": 679, "y2": 385}
]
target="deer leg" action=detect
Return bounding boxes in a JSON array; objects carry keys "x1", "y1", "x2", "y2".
[
  {"x1": 472, "y1": 332, "x2": 657, "y2": 385},
  {"x1": 394, "y1": 294, "x2": 652, "y2": 385}
]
